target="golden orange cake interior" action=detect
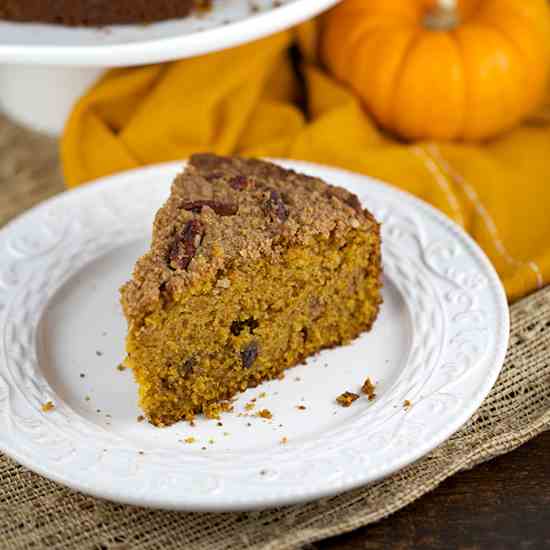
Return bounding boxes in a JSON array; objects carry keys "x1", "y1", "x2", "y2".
[{"x1": 120, "y1": 154, "x2": 382, "y2": 426}]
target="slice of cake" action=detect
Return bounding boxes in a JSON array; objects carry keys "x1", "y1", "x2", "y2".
[
  {"x1": 0, "y1": 0, "x2": 207, "y2": 26},
  {"x1": 121, "y1": 155, "x2": 382, "y2": 426}
]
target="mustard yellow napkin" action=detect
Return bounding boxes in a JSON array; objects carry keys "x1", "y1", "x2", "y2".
[{"x1": 61, "y1": 25, "x2": 550, "y2": 302}]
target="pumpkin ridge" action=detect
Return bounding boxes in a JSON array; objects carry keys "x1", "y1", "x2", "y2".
[
  {"x1": 475, "y1": 21, "x2": 527, "y2": 131},
  {"x1": 445, "y1": 30, "x2": 468, "y2": 140},
  {"x1": 451, "y1": 26, "x2": 474, "y2": 140},
  {"x1": 386, "y1": 30, "x2": 423, "y2": 135},
  {"x1": 353, "y1": 25, "x2": 419, "y2": 127}
]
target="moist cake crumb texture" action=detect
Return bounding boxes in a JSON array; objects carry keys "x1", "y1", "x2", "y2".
[{"x1": 121, "y1": 154, "x2": 382, "y2": 426}]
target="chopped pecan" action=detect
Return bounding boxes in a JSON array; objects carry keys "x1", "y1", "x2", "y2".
[
  {"x1": 344, "y1": 194, "x2": 362, "y2": 214},
  {"x1": 181, "y1": 200, "x2": 237, "y2": 216},
  {"x1": 203, "y1": 171, "x2": 225, "y2": 182},
  {"x1": 241, "y1": 341, "x2": 259, "y2": 369},
  {"x1": 265, "y1": 190, "x2": 289, "y2": 222},
  {"x1": 228, "y1": 175, "x2": 252, "y2": 191},
  {"x1": 168, "y1": 219, "x2": 204, "y2": 270}
]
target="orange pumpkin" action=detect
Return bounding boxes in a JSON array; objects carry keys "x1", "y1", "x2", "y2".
[{"x1": 321, "y1": 0, "x2": 550, "y2": 141}]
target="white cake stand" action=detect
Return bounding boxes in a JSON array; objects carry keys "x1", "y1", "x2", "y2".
[{"x1": 0, "y1": 0, "x2": 339, "y2": 136}]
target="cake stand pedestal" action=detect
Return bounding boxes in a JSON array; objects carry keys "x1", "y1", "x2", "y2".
[
  {"x1": 0, "y1": 0, "x2": 339, "y2": 137},
  {"x1": 0, "y1": 65, "x2": 104, "y2": 135}
]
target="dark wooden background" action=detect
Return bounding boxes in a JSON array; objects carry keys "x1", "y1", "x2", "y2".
[{"x1": 315, "y1": 430, "x2": 550, "y2": 549}]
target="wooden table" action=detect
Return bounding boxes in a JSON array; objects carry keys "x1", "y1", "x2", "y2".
[{"x1": 317, "y1": 430, "x2": 550, "y2": 549}]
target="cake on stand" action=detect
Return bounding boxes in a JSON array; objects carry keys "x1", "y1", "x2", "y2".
[{"x1": 0, "y1": 0, "x2": 339, "y2": 136}]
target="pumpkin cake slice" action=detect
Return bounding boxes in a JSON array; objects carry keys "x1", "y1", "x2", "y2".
[{"x1": 120, "y1": 155, "x2": 382, "y2": 426}]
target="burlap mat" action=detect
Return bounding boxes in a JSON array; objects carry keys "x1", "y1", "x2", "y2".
[{"x1": 1, "y1": 114, "x2": 549, "y2": 550}]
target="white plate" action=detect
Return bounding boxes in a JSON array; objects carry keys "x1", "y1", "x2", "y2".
[
  {"x1": 0, "y1": 0, "x2": 339, "y2": 66},
  {"x1": 0, "y1": 160, "x2": 509, "y2": 511}
]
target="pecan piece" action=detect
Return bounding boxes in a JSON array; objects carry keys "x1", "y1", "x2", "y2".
[
  {"x1": 344, "y1": 194, "x2": 363, "y2": 214},
  {"x1": 241, "y1": 341, "x2": 259, "y2": 369},
  {"x1": 228, "y1": 175, "x2": 252, "y2": 191},
  {"x1": 168, "y1": 219, "x2": 204, "y2": 270},
  {"x1": 265, "y1": 190, "x2": 289, "y2": 222},
  {"x1": 203, "y1": 171, "x2": 225, "y2": 182},
  {"x1": 181, "y1": 200, "x2": 237, "y2": 216}
]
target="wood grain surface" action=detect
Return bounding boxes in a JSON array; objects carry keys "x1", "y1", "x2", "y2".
[{"x1": 316, "y1": 430, "x2": 550, "y2": 550}]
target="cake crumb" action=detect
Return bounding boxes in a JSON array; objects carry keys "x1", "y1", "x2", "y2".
[
  {"x1": 281, "y1": 436, "x2": 288, "y2": 444},
  {"x1": 184, "y1": 437, "x2": 196, "y2": 444},
  {"x1": 95, "y1": 350, "x2": 103, "y2": 357},
  {"x1": 223, "y1": 432, "x2": 230, "y2": 436},
  {"x1": 138, "y1": 451, "x2": 144, "y2": 455},
  {"x1": 294, "y1": 377, "x2": 301, "y2": 382},
  {"x1": 336, "y1": 392, "x2": 359, "y2": 407},
  {"x1": 80, "y1": 373, "x2": 85, "y2": 378},
  {"x1": 219, "y1": 401, "x2": 234, "y2": 413},
  {"x1": 137, "y1": 415, "x2": 145, "y2": 423},
  {"x1": 258, "y1": 392, "x2": 267, "y2": 399},
  {"x1": 257, "y1": 409, "x2": 273, "y2": 420},
  {"x1": 217, "y1": 421, "x2": 223, "y2": 427},
  {"x1": 201, "y1": 446, "x2": 207, "y2": 451},
  {"x1": 116, "y1": 364, "x2": 126, "y2": 372},
  {"x1": 404, "y1": 399, "x2": 412, "y2": 410},
  {"x1": 41, "y1": 401, "x2": 55, "y2": 412},
  {"x1": 246, "y1": 422, "x2": 252, "y2": 427},
  {"x1": 297, "y1": 405, "x2": 307, "y2": 411},
  {"x1": 245, "y1": 402, "x2": 256, "y2": 411},
  {"x1": 85, "y1": 396, "x2": 91, "y2": 402},
  {"x1": 208, "y1": 438, "x2": 215, "y2": 445},
  {"x1": 361, "y1": 377, "x2": 377, "y2": 401}
]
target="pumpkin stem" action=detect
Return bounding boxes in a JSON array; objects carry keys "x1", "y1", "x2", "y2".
[{"x1": 424, "y1": 0, "x2": 459, "y2": 31}]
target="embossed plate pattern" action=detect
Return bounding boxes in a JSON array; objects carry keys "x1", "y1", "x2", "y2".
[{"x1": 0, "y1": 161, "x2": 509, "y2": 511}]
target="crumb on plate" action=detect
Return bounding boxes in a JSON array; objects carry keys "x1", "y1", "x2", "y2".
[
  {"x1": 41, "y1": 401, "x2": 55, "y2": 412},
  {"x1": 336, "y1": 392, "x2": 359, "y2": 407},
  {"x1": 361, "y1": 377, "x2": 377, "y2": 401},
  {"x1": 257, "y1": 409, "x2": 273, "y2": 420}
]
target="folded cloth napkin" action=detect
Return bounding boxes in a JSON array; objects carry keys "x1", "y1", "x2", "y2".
[{"x1": 61, "y1": 23, "x2": 550, "y2": 302}]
